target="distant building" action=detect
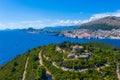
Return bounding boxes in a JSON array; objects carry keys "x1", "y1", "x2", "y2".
[{"x1": 68, "y1": 53, "x2": 91, "y2": 59}]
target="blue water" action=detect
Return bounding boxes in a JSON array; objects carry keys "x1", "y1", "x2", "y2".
[{"x1": 0, "y1": 30, "x2": 120, "y2": 65}]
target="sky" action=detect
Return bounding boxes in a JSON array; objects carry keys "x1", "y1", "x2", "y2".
[{"x1": 0, "y1": 0, "x2": 120, "y2": 29}]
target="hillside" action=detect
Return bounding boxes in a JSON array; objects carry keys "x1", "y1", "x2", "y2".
[
  {"x1": 0, "y1": 48, "x2": 47, "y2": 80},
  {"x1": 0, "y1": 42, "x2": 120, "y2": 80},
  {"x1": 77, "y1": 16, "x2": 120, "y2": 30}
]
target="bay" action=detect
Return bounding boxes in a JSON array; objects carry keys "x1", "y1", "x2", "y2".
[{"x1": 0, "y1": 30, "x2": 120, "y2": 65}]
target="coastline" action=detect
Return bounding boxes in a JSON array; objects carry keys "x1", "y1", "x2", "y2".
[
  {"x1": 60, "y1": 35, "x2": 120, "y2": 40},
  {"x1": 0, "y1": 31, "x2": 120, "y2": 66}
]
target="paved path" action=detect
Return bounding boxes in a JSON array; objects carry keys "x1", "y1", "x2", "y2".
[
  {"x1": 52, "y1": 62, "x2": 88, "y2": 72},
  {"x1": 52, "y1": 61, "x2": 109, "y2": 72},
  {"x1": 22, "y1": 57, "x2": 29, "y2": 80}
]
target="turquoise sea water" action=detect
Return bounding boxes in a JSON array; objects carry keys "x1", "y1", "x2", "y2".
[{"x1": 0, "y1": 30, "x2": 120, "y2": 65}]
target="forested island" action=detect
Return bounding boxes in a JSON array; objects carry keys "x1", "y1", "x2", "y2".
[{"x1": 0, "y1": 42, "x2": 120, "y2": 80}]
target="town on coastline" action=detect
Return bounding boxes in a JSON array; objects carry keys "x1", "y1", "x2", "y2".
[{"x1": 60, "y1": 29, "x2": 120, "y2": 39}]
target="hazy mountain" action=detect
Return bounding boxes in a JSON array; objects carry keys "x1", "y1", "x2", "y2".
[
  {"x1": 41, "y1": 26, "x2": 75, "y2": 31},
  {"x1": 21, "y1": 16, "x2": 120, "y2": 32},
  {"x1": 21, "y1": 26, "x2": 75, "y2": 34}
]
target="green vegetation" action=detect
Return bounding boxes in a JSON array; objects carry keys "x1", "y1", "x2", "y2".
[
  {"x1": 0, "y1": 47, "x2": 47, "y2": 80},
  {"x1": 25, "y1": 48, "x2": 40, "y2": 80},
  {"x1": 0, "y1": 53, "x2": 29, "y2": 80},
  {"x1": 0, "y1": 42, "x2": 120, "y2": 80},
  {"x1": 43, "y1": 54, "x2": 103, "y2": 80},
  {"x1": 36, "y1": 66, "x2": 47, "y2": 80},
  {"x1": 42, "y1": 42, "x2": 120, "y2": 80}
]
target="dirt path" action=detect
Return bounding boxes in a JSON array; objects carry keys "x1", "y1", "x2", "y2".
[
  {"x1": 39, "y1": 50, "x2": 43, "y2": 65},
  {"x1": 46, "y1": 70, "x2": 53, "y2": 80},
  {"x1": 116, "y1": 64, "x2": 120, "y2": 80},
  {"x1": 96, "y1": 63, "x2": 109, "y2": 71},
  {"x1": 39, "y1": 50, "x2": 53, "y2": 80},
  {"x1": 22, "y1": 57, "x2": 29, "y2": 80}
]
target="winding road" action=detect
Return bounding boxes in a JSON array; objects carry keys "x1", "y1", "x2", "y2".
[
  {"x1": 50, "y1": 59, "x2": 109, "y2": 72},
  {"x1": 39, "y1": 50, "x2": 53, "y2": 80}
]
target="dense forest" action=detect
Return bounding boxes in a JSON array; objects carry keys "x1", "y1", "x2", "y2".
[{"x1": 0, "y1": 42, "x2": 120, "y2": 80}]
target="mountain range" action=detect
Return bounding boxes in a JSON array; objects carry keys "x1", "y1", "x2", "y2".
[
  {"x1": 76, "y1": 16, "x2": 120, "y2": 31},
  {"x1": 20, "y1": 16, "x2": 120, "y2": 34}
]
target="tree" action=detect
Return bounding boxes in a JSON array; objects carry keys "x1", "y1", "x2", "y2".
[{"x1": 36, "y1": 66, "x2": 47, "y2": 80}]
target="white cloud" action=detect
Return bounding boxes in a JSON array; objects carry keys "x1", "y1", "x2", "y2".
[
  {"x1": 0, "y1": 19, "x2": 84, "y2": 30},
  {"x1": 0, "y1": 23, "x2": 6, "y2": 30},
  {"x1": 1, "y1": 10, "x2": 120, "y2": 30},
  {"x1": 50, "y1": 20, "x2": 82, "y2": 26},
  {"x1": 89, "y1": 10, "x2": 120, "y2": 21},
  {"x1": 89, "y1": 14, "x2": 110, "y2": 21},
  {"x1": 0, "y1": 20, "x2": 45, "y2": 30},
  {"x1": 20, "y1": 20, "x2": 42, "y2": 24}
]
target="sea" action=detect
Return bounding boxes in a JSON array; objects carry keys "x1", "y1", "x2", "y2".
[{"x1": 0, "y1": 30, "x2": 120, "y2": 65}]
